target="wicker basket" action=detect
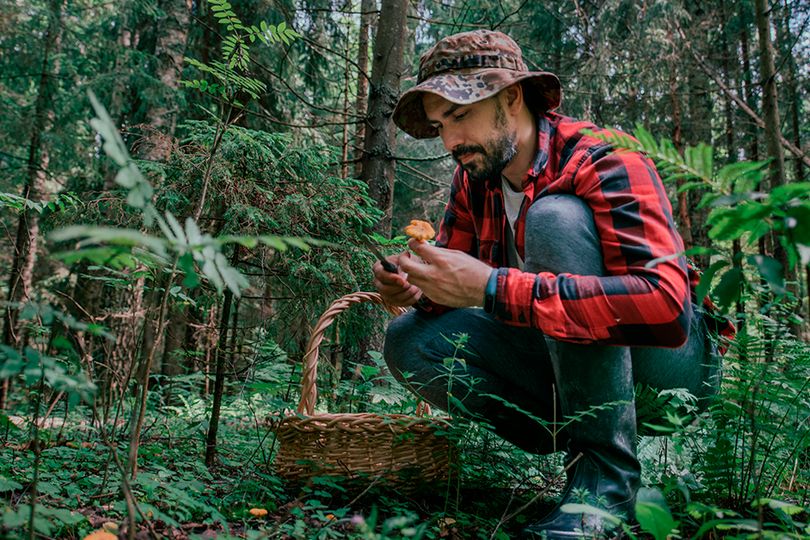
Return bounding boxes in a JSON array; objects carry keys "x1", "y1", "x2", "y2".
[{"x1": 273, "y1": 292, "x2": 454, "y2": 487}]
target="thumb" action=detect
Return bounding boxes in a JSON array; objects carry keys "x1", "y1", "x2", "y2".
[{"x1": 407, "y1": 238, "x2": 438, "y2": 259}]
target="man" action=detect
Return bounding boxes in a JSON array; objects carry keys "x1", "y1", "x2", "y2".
[{"x1": 372, "y1": 30, "x2": 727, "y2": 538}]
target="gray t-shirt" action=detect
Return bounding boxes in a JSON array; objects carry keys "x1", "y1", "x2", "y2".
[{"x1": 501, "y1": 177, "x2": 525, "y2": 270}]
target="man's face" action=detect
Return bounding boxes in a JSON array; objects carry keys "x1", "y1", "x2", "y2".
[{"x1": 422, "y1": 92, "x2": 518, "y2": 182}]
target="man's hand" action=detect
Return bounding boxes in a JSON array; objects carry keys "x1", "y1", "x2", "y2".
[
  {"x1": 399, "y1": 239, "x2": 492, "y2": 308},
  {"x1": 372, "y1": 252, "x2": 423, "y2": 307}
]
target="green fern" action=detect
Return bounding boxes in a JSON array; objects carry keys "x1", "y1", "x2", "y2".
[
  {"x1": 700, "y1": 330, "x2": 809, "y2": 506},
  {"x1": 585, "y1": 125, "x2": 810, "y2": 312}
]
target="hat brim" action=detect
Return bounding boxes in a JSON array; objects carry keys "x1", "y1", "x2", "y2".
[{"x1": 392, "y1": 68, "x2": 561, "y2": 139}]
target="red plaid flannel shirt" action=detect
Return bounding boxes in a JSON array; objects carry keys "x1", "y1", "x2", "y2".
[{"x1": 418, "y1": 112, "x2": 734, "y2": 348}]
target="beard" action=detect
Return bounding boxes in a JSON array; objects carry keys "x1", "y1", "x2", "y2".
[{"x1": 452, "y1": 102, "x2": 518, "y2": 182}]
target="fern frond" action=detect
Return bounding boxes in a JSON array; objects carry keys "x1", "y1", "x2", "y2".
[{"x1": 583, "y1": 126, "x2": 710, "y2": 187}]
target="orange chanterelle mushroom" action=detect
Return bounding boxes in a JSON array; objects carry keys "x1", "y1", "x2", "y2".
[{"x1": 404, "y1": 219, "x2": 435, "y2": 242}]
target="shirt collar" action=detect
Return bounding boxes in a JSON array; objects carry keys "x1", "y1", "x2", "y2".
[{"x1": 527, "y1": 114, "x2": 551, "y2": 178}]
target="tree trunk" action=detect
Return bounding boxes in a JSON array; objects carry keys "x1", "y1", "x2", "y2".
[
  {"x1": 138, "y1": 0, "x2": 192, "y2": 161},
  {"x1": 1, "y1": 0, "x2": 64, "y2": 410},
  {"x1": 2, "y1": 0, "x2": 63, "y2": 349},
  {"x1": 205, "y1": 246, "x2": 240, "y2": 467},
  {"x1": 352, "y1": 0, "x2": 376, "y2": 178},
  {"x1": 132, "y1": 0, "x2": 192, "y2": 407},
  {"x1": 754, "y1": 0, "x2": 787, "y2": 190},
  {"x1": 122, "y1": 0, "x2": 192, "y2": 474},
  {"x1": 160, "y1": 305, "x2": 186, "y2": 393},
  {"x1": 777, "y1": 0, "x2": 807, "y2": 336},
  {"x1": 777, "y1": 12, "x2": 803, "y2": 184},
  {"x1": 667, "y1": 33, "x2": 692, "y2": 251},
  {"x1": 204, "y1": 289, "x2": 232, "y2": 468},
  {"x1": 739, "y1": 11, "x2": 759, "y2": 163},
  {"x1": 228, "y1": 297, "x2": 240, "y2": 367},
  {"x1": 359, "y1": 0, "x2": 409, "y2": 236},
  {"x1": 720, "y1": 0, "x2": 746, "y2": 321},
  {"x1": 341, "y1": 2, "x2": 352, "y2": 180},
  {"x1": 684, "y1": 51, "x2": 713, "y2": 267},
  {"x1": 754, "y1": 0, "x2": 793, "y2": 294}
]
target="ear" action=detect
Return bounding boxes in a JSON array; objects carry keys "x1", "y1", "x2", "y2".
[{"x1": 501, "y1": 83, "x2": 524, "y2": 115}]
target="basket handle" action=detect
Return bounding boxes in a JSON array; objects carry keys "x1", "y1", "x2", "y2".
[{"x1": 298, "y1": 291, "x2": 425, "y2": 416}]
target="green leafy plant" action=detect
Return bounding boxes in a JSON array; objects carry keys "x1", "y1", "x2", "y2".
[
  {"x1": 181, "y1": 0, "x2": 301, "y2": 103},
  {"x1": 584, "y1": 125, "x2": 810, "y2": 311},
  {"x1": 50, "y1": 92, "x2": 316, "y2": 298}
]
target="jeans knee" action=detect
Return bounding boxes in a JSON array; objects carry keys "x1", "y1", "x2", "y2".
[
  {"x1": 525, "y1": 195, "x2": 604, "y2": 275},
  {"x1": 383, "y1": 314, "x2": 412, "y2": 380},
  {"x1": 526, "y1": 194, "x2": 589, "y2": 227}
]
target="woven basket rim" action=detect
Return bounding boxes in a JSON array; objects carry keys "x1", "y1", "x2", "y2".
[
  {"x1": 273, "y1": 292, "x2": 455, "y2": 486},
  {"x1": 297, "y1": 291, "x2": 423, "y2": 416},
  {"x1": 274, "y1": 411, "x2": 453, "y2": 428}
]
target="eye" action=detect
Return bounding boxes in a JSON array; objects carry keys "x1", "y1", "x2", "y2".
[{"x1": 453, "y1": 111, "x2": 468, "y2": 122}]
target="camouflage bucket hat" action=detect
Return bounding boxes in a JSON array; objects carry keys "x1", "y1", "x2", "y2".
[{"x1": 392, "y1": 30, "x2": 562, "y2": 139}]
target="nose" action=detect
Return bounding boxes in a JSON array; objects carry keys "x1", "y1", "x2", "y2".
[{"x1": 441, "y1": 126, "x2": 461, "y2": 153}]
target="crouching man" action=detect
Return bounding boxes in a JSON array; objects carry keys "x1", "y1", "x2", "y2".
[{"x1": 372, "y1": 30, "x2": 729, "y2": 538}]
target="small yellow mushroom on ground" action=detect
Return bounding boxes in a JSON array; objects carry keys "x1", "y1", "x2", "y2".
[
  {"x1": 82, "y1": 531, "x2": 117, "y2": 540},
  {"x1": 404, "y1": 219, "x2": 435, "y2": 242},
  {"x1": 249, "y1": 507, "x2": 269, "y2": 517}
]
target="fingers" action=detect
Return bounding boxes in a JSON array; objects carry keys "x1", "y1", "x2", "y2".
[
  {"x1": 372, "y1": 274, "x2": 421, "y2": 306},
  {"x1": 372, "y1": 255, "x2": 422, "y2": 306},
  {"x1": 373, "y1": 258, "x2": 407, "y2": 287},
  {"x1": 399, "y1": 243, "x2": 433, "y2": 276},
  {"x1": 384, "y1": 284, "x2": 422, "y2": 306}
]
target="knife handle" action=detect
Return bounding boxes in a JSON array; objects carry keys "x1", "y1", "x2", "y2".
[{"x1": 381, "y1": 260, "x2": 398, "y2": 273}]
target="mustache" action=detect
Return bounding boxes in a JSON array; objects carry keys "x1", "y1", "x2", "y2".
[{"x1": 452, "y1": 145, "x2": 486, "y2": 162}]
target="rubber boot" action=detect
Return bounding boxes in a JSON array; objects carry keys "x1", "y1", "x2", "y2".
[{"x1": 522, "y1": 340, "x2": 640, "y2": 539}]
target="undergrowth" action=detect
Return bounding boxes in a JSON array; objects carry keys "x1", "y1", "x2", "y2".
[{"x1": 1, "y1": 320, "x2": 808, "y2": 539}]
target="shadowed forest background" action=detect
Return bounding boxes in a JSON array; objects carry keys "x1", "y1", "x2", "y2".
[{"x1": 0, "y1": 0, "x2": 808, "y2": 538}]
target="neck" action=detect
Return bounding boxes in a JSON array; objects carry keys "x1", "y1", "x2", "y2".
[{"x1": 501, "y1": 109, "x2": 537, "y2": 190}]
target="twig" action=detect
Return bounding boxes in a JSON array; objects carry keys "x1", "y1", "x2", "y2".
[
  {"x1": 94, "y1": 402, "x2": 160, "y2": 540},
  {"x1": 111, "y1": 444, "x2": 160, "y2": 540},
  {"x1": 39, "y1": 391, "x2": 64, "y2": 426},
  {"x1": 346, "y1": 475, "x2": 385, "y2": 507},
  {"x1": 489, "y1": 452, "x2": 583, "y2": 539},
  {"x1": 395, "y1": 153, "x2": 451, "y2": 162},
  {"x1": 492, "y1": 0, "x2": 530, "y2": 30},
  {"x1": 399, "y1": 161, "x2": 448, "y2": 188},
  {"x1": 128, "y1": 259, "x2": 179, "y2": 478}
]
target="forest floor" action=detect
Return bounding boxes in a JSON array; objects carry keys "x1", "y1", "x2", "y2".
[{"x1": 0, "y1": 407, "x2": 564, "y2": 539}]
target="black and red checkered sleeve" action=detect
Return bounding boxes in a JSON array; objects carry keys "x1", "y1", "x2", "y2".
[{"x1": 495, "y1": 131, "x2": 691, "y2": 347}]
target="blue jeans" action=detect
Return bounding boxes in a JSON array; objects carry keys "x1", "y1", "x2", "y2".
[{"x1": 384, "y1": 195, "x2": 720, "y2": 454}]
